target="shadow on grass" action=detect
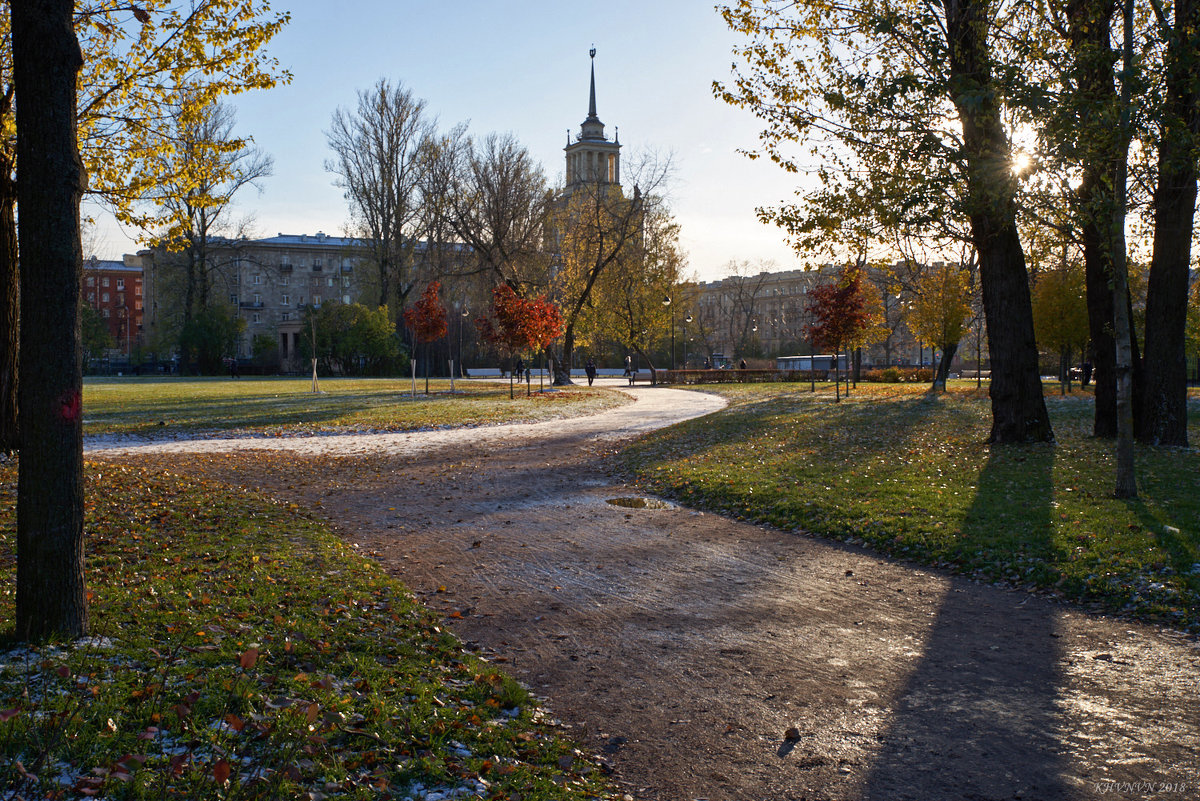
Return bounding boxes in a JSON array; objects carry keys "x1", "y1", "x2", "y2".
[{"x1": 861, "y1": 444, "x2": 1072, "y2": 800}]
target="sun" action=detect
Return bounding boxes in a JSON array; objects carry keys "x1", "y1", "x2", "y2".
[{"x1": 1012, "y1": 149, "x2": 1034, "y2": 177}]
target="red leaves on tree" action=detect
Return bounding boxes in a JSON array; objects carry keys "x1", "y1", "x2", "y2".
[
  {"x1": 477, "y1": 285, "x2": 563, "y2": 354},
  {"x1": 403, "y1": 281, "x2": 448, "y2": 344},
  {"x1": 806, "y1": 266, "x2": 872, "y2": 354}
]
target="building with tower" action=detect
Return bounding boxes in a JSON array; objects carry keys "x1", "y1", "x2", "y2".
[{"x1": 564, "y1": 47, "x2": 620, "y2": 194}]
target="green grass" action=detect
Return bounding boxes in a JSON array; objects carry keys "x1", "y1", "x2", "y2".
[
  {"x1": 82, "y1": 377, "x2": 627, "y2": 437},
  {"x1": 0, "y1": 462, "x2": 613, "y2": 800},
  {"x1": 621, "y1": 381, "x2": 1200, "y2": 632}
]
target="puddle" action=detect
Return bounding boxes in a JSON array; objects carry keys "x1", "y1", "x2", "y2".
[{"x1": 606, "y1": 497, "x2": 674, "y2": 510}]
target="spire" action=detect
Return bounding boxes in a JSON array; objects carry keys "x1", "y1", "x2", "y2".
[{"x1": 588, "y1": 46, "x2": 598, "y2": 120}]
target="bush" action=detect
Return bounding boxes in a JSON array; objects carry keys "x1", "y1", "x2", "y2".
[{"x1": 861, "y1": 367, "x2": 934, "y2": 383}]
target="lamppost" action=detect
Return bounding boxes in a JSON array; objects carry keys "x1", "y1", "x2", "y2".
[
  {"x1": 662, "y1": 295, "x2": 674, "y2": 370},
  {"x1": 683, "y1": 314, "x2": 692, "y2": 368},
  {"x1": 459, "y1": 306, "x2": 470, "y2": 378}
]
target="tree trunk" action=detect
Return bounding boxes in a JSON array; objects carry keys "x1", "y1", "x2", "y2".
[
  {"x1": 935, "y1": 342, "x2": 958, "y2": 387},
  {"x1": 555, "y1": 324, "x2": 577, "y2": 386},
  {"x1": 0, "y1": 170, "x2": 18, "y2": 454},
  {"x1": 1140, "y1": 0, "x2": 1198, "y2": 447},
  {"x1": 13, "y1": 0, "x2": 87, "y2": 640},
  {"x1": 1110, "y1": 0, "x2": 1137, "y2": 498},
  {"x1": 946, "y1": 0, "x2": 1053, "y2": 443}
]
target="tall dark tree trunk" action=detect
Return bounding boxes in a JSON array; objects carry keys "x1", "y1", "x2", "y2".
[
  {"x1": 0, "y1": 170, "x2": 17, "y2": 454},
  {"x1": 1140, "y1": 0, "x2": 1199, "y2": 446},
  {"x1": 13, "y1": 0, "x2": 87, "y2": 640},
  {"x1": 935, "y1": 342, "x2": 958, "y2": 386},
  {"x1": 946, "y1": 0, "x2": 1053, "y2": 443}
]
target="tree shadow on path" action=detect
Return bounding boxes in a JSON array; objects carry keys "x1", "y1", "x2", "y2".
[{"x1": 861, "y1": 443, "x2": 1075, "y2": 800}]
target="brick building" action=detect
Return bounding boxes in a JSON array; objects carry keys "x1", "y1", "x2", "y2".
[{"x1": 83, "y1": 256, "x2": 144, "y2": 356}]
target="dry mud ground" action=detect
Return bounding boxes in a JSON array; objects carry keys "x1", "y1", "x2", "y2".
[{"x1": 90, "y1": 384, "x2": 1200, "y2": 801}]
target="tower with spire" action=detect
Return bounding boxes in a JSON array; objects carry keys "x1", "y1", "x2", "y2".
[{"x1": 564, "y1": 47, "x2": 620, "y2": 195}]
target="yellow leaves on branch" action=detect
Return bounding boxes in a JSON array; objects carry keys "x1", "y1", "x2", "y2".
[{"x1": 63, "y1": 1, "x2": 292, "y2": 225}]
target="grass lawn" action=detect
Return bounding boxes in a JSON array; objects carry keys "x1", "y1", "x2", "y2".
[
  {"x1": 0, "y1": 462, "x2": 612, "y2": 800},
  {"x1": 82, "y1": 377, "x2": 627, "y2": 437},
  {"x1": 622, "y1": 381, "x2": 1200, "y2": 633}
]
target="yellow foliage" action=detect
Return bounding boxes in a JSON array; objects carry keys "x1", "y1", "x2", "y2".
[{"x1": 906, "y1": 262, "x2": 973, "y2": 350}]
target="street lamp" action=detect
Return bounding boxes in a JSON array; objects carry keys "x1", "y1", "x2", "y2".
[
  {"x1": 662, "y1": 295, "x2": 674, "y2": 370},
  {"x1": 684, "y1": 314, "x2": 693, "y2": 368},
  {"x1": 459, "y1": 307, "x2": 470, "y2": 378}
]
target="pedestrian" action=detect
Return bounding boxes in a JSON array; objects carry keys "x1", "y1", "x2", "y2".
[
  {"x1": 514, "y1": 357, "x2": 524, "y2": 379},
  {"x1": 739, "y1": 358, "x2": 747, "y2": 370},
  {"x1": 703, "y1": 358, "x2": 711, "y2": 370},
  {"x1": 585, "y1": 357, "x2": 597, "y2": 386},
  {"x1": 624, "y1": 354, "x2": 632, "y2": 377}
]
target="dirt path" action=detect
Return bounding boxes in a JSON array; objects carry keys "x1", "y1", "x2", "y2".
[{"x1": 94, "y1": 385, "x2": 1200, "y2": 801}]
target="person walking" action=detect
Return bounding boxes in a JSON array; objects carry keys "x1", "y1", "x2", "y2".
[{"x1": 585, "y1": 357, "x2": 597, "y2": 386}]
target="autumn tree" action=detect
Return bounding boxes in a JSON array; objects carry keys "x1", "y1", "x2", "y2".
[
  {"x1": 549, "y1": 153, "x2": 673, "y2": 382},
  {"x1": 144, "y1": 99, "x2": 271, "y2": 370},
  {"x1": 13, "y1": 0, "x2": 87, "y2": 639},
  {"x1": 907, "y1": 261, "x2": 975, "y2": 388},
  {"x1": 585, "y1": 199, "x2": 685, "y2": 377},
  {"x1": 476, "y1": 284, "x2": 562, "y2": 398},
  {"x1": 1140, "y1": 0, "x2": 1200, "y2": 446},
  {"x1": 716, "y1": 0, "x2": 1052, "y2": 442},
  {"x1": 0, "y1": 0, "x2": 290, "y2": 453},
  {"x1": 403, "y1": 280, "x2": 448, "y2": 393},
  {"x1": 806, "y1": 266, "x2": 874, "y2": 400},
  {"x1": 326, "y1": 79, "x2": 433, "y2": 316},
  {"x1": 1032, "y1": 260, "x2": 1090, "y2": 392}
]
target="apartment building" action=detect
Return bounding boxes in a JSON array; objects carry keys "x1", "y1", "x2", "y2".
[
  {"x1": 83, "y1": 255, "x2": 144, "y2": 356},
  {"x1": 140, "y1": 231, "x2": 370, "y2": 370}
]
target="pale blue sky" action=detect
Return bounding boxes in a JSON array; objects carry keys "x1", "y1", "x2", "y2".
[{"x1": 92, "y1": 0, "x2": 811, "y2": 281}]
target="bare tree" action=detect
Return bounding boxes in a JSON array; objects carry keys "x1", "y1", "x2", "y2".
[
  {"x1": 326, "y1": 78, "x2": 433, "y2": 314},
  {"x1": 447, "y1": 131, "x2": 552, "y2": 291}
]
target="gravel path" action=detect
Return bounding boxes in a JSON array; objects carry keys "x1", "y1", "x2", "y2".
[{"x1": 90, "y1": 383, "x2": 1200, "y2": 801}]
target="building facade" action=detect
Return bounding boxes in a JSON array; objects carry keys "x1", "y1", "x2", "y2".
[
  {"x1": 140, "y1": 232, "x2": 371, "y2": 370},
  {"x1": 83, "y1": 255, "x2": 144, "y2": 356}
]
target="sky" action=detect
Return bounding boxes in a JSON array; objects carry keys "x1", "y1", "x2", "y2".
[{"x1": 89, "y1": 0, "x2": 813, "y2": 282}]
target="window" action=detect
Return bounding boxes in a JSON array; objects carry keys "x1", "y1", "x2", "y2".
[
  {"x1": 342, "y1": 277, "x2": 350, "y2": 288},
  {"x1": 252, "y1": 313, "x2": 261, "y2": 323},
  {"x1": 312, "y1": 294, "x2": 321, "y2": 306},
  {"x1": 326, "y1": 277, "x2": 334, "y2": 287},
  {"x1": 342, "y1": 294, "x2": 351, "y2": 304},
  {"x1": 253, "y1": 274, "x2": 261, "y2": 285},
  {"x1": 312, "y1": 259, "x2": 322, "y2": 271},
  {"x1": 298, "y1": 296, "x2": 304, "y2": 306},
  {"x1": 117, "y1": 293, "x2": 125, "y2": 306},
  {"x1": 281, "y1": 294, "x2": 290, "y2": 306},
  {"x1": 312, "y1": 276, "x2": 320, "y2": 287},
  {"x1": 281, "y1": 311, "x2": 291, "y2": 322},
  {"x1": 102, "y1": 308, "x2": 110, "y2": 318},
  {"x1": 281, "y1": 276, "x2": 289, "y2": 286},
  {"x1": 102, "y1": 277, "x2": 110, "y2": 287},
  {"x1": 253, "y1": 293, "x2": 261, "y2": 305},
  {"x1": 230, "y1": 294, "x2": 238, "y2": 304},
  {"x1": 86, "y1": 276, "x2": 95, "y2": 287},
  {"x1": 102, "y1": 292, "x2": 109, "y2": 303},
  {"x1": 135, "y1": 301, "x2": 142, "y2": 311},
  {"x1": 87, "y1": 292, "x2": 95, "y2": 302},
  {"x1": 116, "y1": 279, "x2": 124, "y2": 290},
  {"x1": 135, "y1": 285, "x2": 142, "y2": 296}
]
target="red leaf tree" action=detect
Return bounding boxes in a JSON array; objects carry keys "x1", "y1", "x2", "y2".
[
  {"x1": 477, "y1": 285, "x2": 563, "y2": 397},
  {"x1": 403, "y1": 281, "x2": 448, "y2": 393},
  {"x1": 806, "y1": 266, "x2": 873, "y2": 400}
]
